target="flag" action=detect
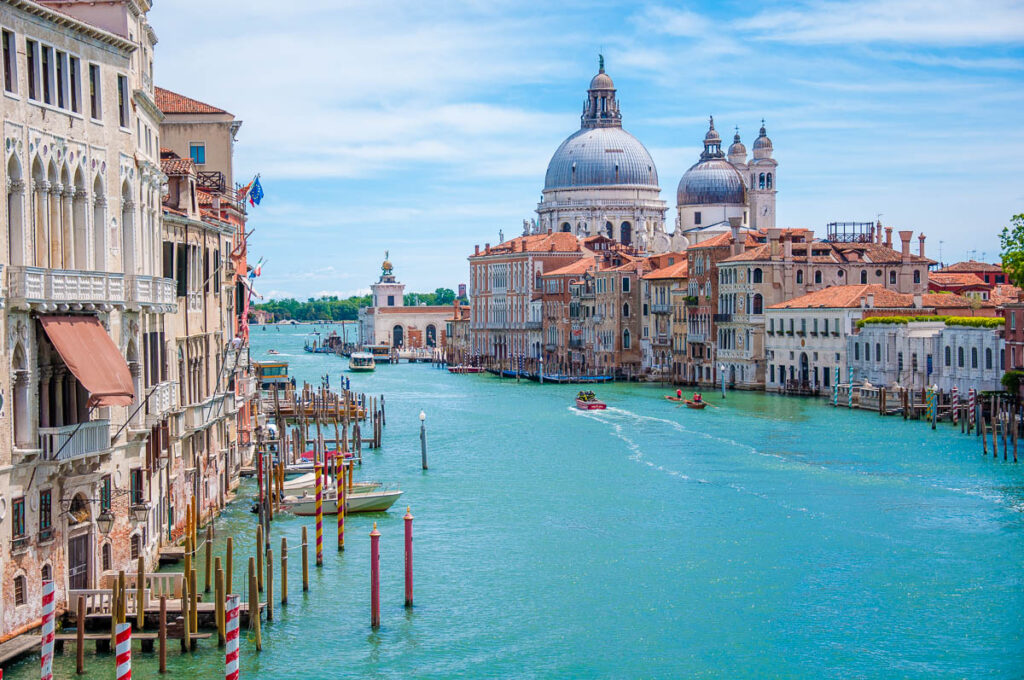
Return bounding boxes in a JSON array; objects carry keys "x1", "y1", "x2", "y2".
[
  {"x1": 250, "y1": 177, "x2": 264, "y2": 206},
  {"x1": 237, "y1": 178, "x2": 254, "y2": 202}
]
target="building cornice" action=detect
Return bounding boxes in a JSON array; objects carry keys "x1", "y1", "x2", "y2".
[
  {"x1": 162, "y1": 211, "x2": 234, "y2": 236},
  {"x1": 133, "y1": 89, "x2": 165, "y2": 124},
  {"x1": 4, "y1": 0, "x2": 137, "y2": 52}
]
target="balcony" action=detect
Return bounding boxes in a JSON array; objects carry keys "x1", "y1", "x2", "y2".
[
  {"x1": 569, "y1": 338, "x2": 584, "y2": 348},
  {"x1": 683, "y1": 296, "x2": 699, "y2": 307},
  {"x1": 39, "y1": 420, "x2": 111, "y2": 462},
  {"x1": 652, "y1": 303, "x2": 671, "y2": 315},
  {"x1": 652, "y1": 335, "x2": 671, "y2": 346},
  {"x1": 523, "y1": 321, "x2": 542, "y2": 330},
  {"x1": 713, "y1": 313, "x2": 733, "y2": 323},
  {"x1": 687, "y1": 333, "x2": 707, "y2": 343},
  {"x1": 237, "y1": 376, "x2": 257, "y2": 401},
  {"x1": 8, "y1": 266, "x2": 126, "y2": 311},
  {"x1": 145, "y1": 381, "x2": 177, "y2": 425},
  {"x1": 544, "y1": 343, "x2": 558, "y2": 352},
  {"x1": 127, "y1": 275, "x2": 177, "y2": 310},
  {"x1": 579, "y1": 290, "x2": 595, "y2": 300}
]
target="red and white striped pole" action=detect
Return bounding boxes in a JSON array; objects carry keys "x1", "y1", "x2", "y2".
[
  {"x1": 404, "y1": 507, "x2": 413, "y2": 608},
  {"x1": 315, "y1": 463, "x2": 323, "y2": 566},
  {"x1": 40, "y1": 579, "x2": 55, "y2": 680},
  {"x1": 115, "y1": 623, "x2": 131, "y2": 680},
  {"x1": 952, "y1": 386, "x2": 959, "y2": 425},
  {"x1": 370, "y1": 522, "x2": 380, "y2": 628},
  {"x1": 225, "y1": 594, "x2": 240, "y2": 680},
  {"x1": 969, "y1": 388, "x2": 977, "y2": 431}
]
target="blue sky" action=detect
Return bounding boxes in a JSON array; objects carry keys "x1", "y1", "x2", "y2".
[{"x1": 149, "y1": 0, "x2": 1024, "y2": 300}]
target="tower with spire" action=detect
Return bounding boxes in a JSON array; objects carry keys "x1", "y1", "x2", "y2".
[{"x1": 747, "y1": 120, "x2": 777, "y2": 230}]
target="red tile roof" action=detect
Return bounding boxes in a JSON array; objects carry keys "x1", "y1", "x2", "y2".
[
  {"x1": 155, "y1": 87, "x2": 229, "y2": 115},
  {"x1": 990, "y1": 284, "x2": 1022, "y2": 306},
  {"x1": 768, "y1": 284, "x2": 978, "y2": 310},
  {"x1": 688, "y1": 230, "x2": 759, "y2": 250},
  {"x1": 938, "y1": 260, "x2": 1003, "y2": 274},
  {"x1": 161, "y1": 156, "x2": 194, "y2": 176},
  {"x1": 643, "y1": 260, "x2": 689, "y2": 280},
  {"x1": 474, "y1": 232, "x2": 584, "y2": 256},
  {"x1": 928, "y1": 272, "x2": 988, "y2": 288},
  {"x1": 544, "y1": 257, "x2": 596, "y2": 278},
  {"x1": 722, "y1": 240, "x2": 931, "y2": 265}
]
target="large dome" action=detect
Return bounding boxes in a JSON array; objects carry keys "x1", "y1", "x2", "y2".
[
  {"x1": 677, "y1": 158, "x2": 746, "y2": 206},
  {"x1": 544, "y1": 127, "x2": 659, "y2": 191}
]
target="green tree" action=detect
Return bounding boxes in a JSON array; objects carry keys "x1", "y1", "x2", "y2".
[
  {"x1": 999, "y1": 213, "x2": 1024, "y2": 287},
  {"x1": 433, "y1": 287, "x2": 456, "y2": 305}
]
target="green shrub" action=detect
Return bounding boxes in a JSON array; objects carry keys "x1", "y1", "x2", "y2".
[{"x1": 944, "y1": 316, "x2": 1004, "y2": 329}]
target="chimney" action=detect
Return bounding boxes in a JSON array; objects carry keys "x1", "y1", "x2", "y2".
[
  {"x1": 485, "y1": 243, "x2": 490, "y2": 255},
  {"x1": 728, "y1": 216, "x2": 743, "y2": 256},
  {"x1": 898, "y1": 230, "x2": 912, "y2": 260},
  {"x1": 875, "y1": 219, "x2": 883, "y2": 244},
  {"x1": 783, "y1": 233, "x2": 793, "y2": 261},
  {"x1": 918, "y1": 233, "x2": 926, "y2": 258},
  {"x1": 913, "y1": 293, "x2": 922, "y2": 308},
  {"x1": 767, "y1": 228, "x2": 781, "y2": 260},
  {"x1": 866, "y1": 293, "x2": 874, "y2": 308},
  {"x1": 475, "y1": 245, "x2": 480, "y2": 256},
  {"x1": 884, "y1": 227, "x2": 893, "y2": 248}
]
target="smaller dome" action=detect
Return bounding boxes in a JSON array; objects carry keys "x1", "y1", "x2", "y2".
[
  {"x1": 590, "y1": 71, "x2": 614, "y2": 90},
  {"x1": 728, "y1": 129, "x2": 746, "y2": 159},
  {"x1": 753, "y1": 120, "x2": 773, "y2": 159},
  {"x1": 677, "y1": 158, "x2": 747, "y2": 207},
  {"x1": 704, "y1": 116, "x2": 720, "y2": 144}
]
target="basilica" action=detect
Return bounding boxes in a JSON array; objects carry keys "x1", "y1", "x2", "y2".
[{"x1": 529, "y1": 58, "x2": 777, "y2": 252}]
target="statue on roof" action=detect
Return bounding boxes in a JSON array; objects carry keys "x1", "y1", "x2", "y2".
[{"x1": 382, "y1": 251, "x2": 393, "y2": 276}]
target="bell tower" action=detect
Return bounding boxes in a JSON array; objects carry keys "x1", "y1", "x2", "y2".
[
  {"x1": 371, "y1": 252, "x2": 405, "y2": 308},
  {"x1": 748, "y1": 120, "x2": 778, "y2": 230}
]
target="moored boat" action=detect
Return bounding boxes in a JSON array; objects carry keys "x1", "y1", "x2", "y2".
[
  {"x1": 575, "y1": 390, "x2": 606, "y2": 410},
  {"x1": 282, "y1": 472, "x2": 380, "y2": 495},
  {"x1": 283, "y1": 489, "x2": 403, "y2": 515},
  {"x1": 447, "y1": 365, "x2": 484, "y2": 374}
]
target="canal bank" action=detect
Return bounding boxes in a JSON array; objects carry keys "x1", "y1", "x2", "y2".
[{"x1": 8, "y1": 324, "x2": 1024, "y2": 678}]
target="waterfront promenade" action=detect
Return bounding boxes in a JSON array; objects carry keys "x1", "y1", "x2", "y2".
[{"x1": 9, "y1": 324, "x2": 1023, "y2": 678}]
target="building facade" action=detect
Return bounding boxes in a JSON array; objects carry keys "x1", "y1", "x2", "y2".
[{"x1": 359, "y1": 258, "x2": 456, "y2": 350}]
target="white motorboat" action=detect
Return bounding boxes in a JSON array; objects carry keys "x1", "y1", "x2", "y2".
[
  {"x1": 348, "y1": 352, "x2": 376, "y2": 372},
  {"x1": 283, "y1": 489, "x2": 403, "y2": 515},
  {"x1": 281, "y1": 472, "x2": 380, "y2": 495}
]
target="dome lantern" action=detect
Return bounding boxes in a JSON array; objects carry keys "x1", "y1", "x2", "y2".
[
  {"x1": 582, "y1": 55, "x2": 621, "y2": 129},
  {"x1": 752, "y1": 119, "x2": 774, "y2": 159}
]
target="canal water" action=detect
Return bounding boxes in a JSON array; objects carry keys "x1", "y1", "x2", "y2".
[{"x1": 12, "y1": 323, "x2": 1024, "y2": 678}]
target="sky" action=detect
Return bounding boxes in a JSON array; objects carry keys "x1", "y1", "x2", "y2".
[{"x1": 149, "y1": 0, "x2": 1024, "y2": 301}]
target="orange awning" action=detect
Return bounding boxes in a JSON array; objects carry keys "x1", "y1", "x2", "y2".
[{"x1": 39, "y1": 316, "x2": 135, "y2": 408}]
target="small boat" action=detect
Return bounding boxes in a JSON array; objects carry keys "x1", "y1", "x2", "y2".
[
  {"x1": 664, "y1": 395, "x2": 684, "y2": 402},
  {"x1": 447, "y1": 365, "x2": 485, "y2": 374},
  {"x1": 349, "y1": 352, "x2": 376, "y2": 372},
  {"x1": 282, "y1": 472, "x2": 380, "y2": 495},
  {"x1": 575, "y1": 390, "x2": 606, "y2": 410},
  {"x1": 283, "y1": 489, "x2": 403, "y2": 515},
  {"x1": 684, "y1": 399, "x2": 707, "y2": 410},
  {"x1": 267, "y1": 349, "x2": 280, "y2": 355}
]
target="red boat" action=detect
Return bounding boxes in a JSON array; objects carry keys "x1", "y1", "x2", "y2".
[
  {"x1": 575, "y1": 391, "x2": 606, "y2": 410},
  {"x1": 448, "y1": 365, "x2": 484, "y2": 374}
]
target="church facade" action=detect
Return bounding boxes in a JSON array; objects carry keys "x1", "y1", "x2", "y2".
[{"x1": 358, "y1": 257, "x2": 461, "y2": 350}]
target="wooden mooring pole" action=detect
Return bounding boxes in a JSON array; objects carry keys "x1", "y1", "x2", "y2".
[
  {"x1": 301, "y1": 526, "x2": 309, "y2": 592},
  {"x1": 158, "y1": 595, "x2": 167, "y2": 672}
]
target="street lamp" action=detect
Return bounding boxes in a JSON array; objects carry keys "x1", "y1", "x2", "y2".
[
  {"x1": 131, "y1": 503, "x2": 151, "y2": 523},
  {"x1": 96, "y1": 511, "x2": 115, "y2": 534}
]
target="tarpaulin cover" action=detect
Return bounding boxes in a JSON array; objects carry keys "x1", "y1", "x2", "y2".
[{"x1": 39, "y1": 315, "x2": 134, "y2": 408}]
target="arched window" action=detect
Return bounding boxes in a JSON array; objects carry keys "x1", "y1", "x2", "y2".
[
  {"x1": 622, "y1": 303, "x2": 629, "y2": 318},
  {"x1": 6, "y1": 154, "x2": 25, "y2": 266},
  {"x1": 875, "y1": 343, "x2": 881, "y2": 362},
  {"x1": 759, "y1": 173, "x2": 765, "y2": 189},
  {"x1": 766, "y1": 173, "x2": 773, "y2": 189},
  {"x1": 752, "y1": 268, "x2": 762, "y2": 283},
  {"x1": 814, "y1": 270, "x2": 822, "y2": 284},
  {"x1": 560, "y1": 222, "x2": 571, "y2": 233},
  {"x1": 42, "y1": 564, "x2": 52, "y2": 582},
  {"x1": 958, "y1": 347, "x2": 964, "y2": 367},
  {"x1": 971, "y1": 347, "x2": 978, "y2": 368},
  {"x1": 889, "y1": 271, "x2": 896, "y2": 285},
  {"x1": 604, "y1": 221, "x2": 613, "y2": 238},
  {"x1": 860, "y1": 270, "x2": 867, "y2": 284},
  {"x1": 796, "y1": 270, "x2": 804, "y2": 284},
  {"x1": 913, "y1": 270, "x2": 921, "y2": 284},
  {"x1": 620, "y1": 221, "x2": 632, "y2": 246},
  {"x1": 944, "y1": 346, "x2": 951, "y2": 366},
  {"x1": 14, "y1": 575, "x2": 26, "y2": 606},
  {"x1": 986, "y1": 347, "x2": 993, "y2": 369},
  {"x1": 752, "y1": 294, "x2": 763, "y2": 314},
  {"x1": 855, "y1": 343, "x2": 860, "y2": 360},
  {"x1": 622, "y1": 329, "x2": 631, "y2": 350}
]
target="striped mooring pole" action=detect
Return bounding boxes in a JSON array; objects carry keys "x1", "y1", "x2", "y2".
[
  {"x1": 40, "y1": 579, "x2": 55, "y2": 680},
  {"x1": 225, "y1": 594, "x2": 240, "y2": 680},
  {"x1": 337, "y1": 462, "x2": 346, "y2": 551},
  {"x1": 315, "y1": 463, "x2": 324, "y2": 566},
  {"x1": 848, "y1": 366, "x2": 854, "y2": 408},
  {"x1": 115, "y1": 623, "x2": 131, "y2": 680},
  {"x1": 833, "y1": 367, "x2": 840, "y2": 407},
  {"x1": 952, "y1": 386, "x2": 959, "y2": 425},
  {"x1": 969, "y1": 388, "x2": 977, "y2": 430},
  {"x1": 370, "y1": 522, "x2": 381, "y2": 628}
]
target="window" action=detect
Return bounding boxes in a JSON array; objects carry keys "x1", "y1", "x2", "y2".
[
  {"x1": 2, "y1": 30, "x2": 15, "y2": 94},
  {"x1": 876, "y1": 343, "x2": 881, "y2": 362},
  {"x1": 189, "y1": 143, "x2": 206, "y2": 165},
  {"x1": 88, "y1": 64, "x2": 101, "y2": 119},
  {"x1": 694, "y1": 211, "x2": 701, "y2": 225},
  {"x1": 986, "y1": 348, "x2": 993, "y2": 370},
  {"x1": 55, "y1": 50, "x2": 65, "y2": 108},
  {"x1": 766, "y1": 173, "x2": 773, "y2": 189},
  {"x1": 622, "y1": 303, "x2": 629, "y2": 318},
  {"x1": 814, "y1": 270, "x2": 822, "y2": 284},
  {"x1": 864, "y1": 342, "x2": 870, "y2": 361},
  {"x1": 130, "y1": 534, "x2": 141, "y2": 561},
  {"x1": 12, "y1": 497, "x2": 25, "y2": 538},
  {"x1": 101, "y1": 474, "x2": 112, "y2": 512},
  {"x1": 14, "y1": 576, "x2": 25, "y2": 606},
  {"x1": 130, "y1": 468, "x2": 143, "y2": 505},
  {"x1": 26, "y1": 39, "x2": 38, "y2": 100},
  {"x1": 898, "y1": 352, "x2": 904, "y2": 372},
  {"x1": 623, "y1": 329, "x2": 631, "y2": 350},
  {"x1": 971, "y1": 347, "x2": 978, "y2": 369},
  {"x1": 69, "y1": 56, "x2": 80, "y2": 113},
  {"x1": 41, "y1": 564, "x2": 51, "y2": 583},
  {"x1": 41, "y1": 45, "x2": 52, "y2": 104},
  {"x1": 944, "y1": 346, "x2": 951, "y2": 366},
  {"x1": 860, "y1": 270, "x2": 867, "y2": 284},
  {"x1": 39, "y1": 489, "x2": 51, "y2": 531},
  {"x1": 855, "y1": 343, "x2": 860, "y2": 360},
  {"x1": 796, "y1": 270, "x2": 803, "y2": 284},
  {"x1": 912, "y1": 353, "x2": 918, "y2": 371},
  {"x1": 752, "y1": 268, "x2": 762, "y2": 283},
  {"x1": 759, "y1": 172, "x2": 766, "y2": 189},
  {"x1": 117, "y1": 74, "x2": 129, "y2": 128},
  {"x1": 913, "y1": 270, "x2": 921, "y2": 284},
  {"x1": 102, "y1": 543, "x2": 112, "y2": 571},
  {"x1": 889, "y1": 271, "x2": 896, "y2": 285},
  {"x1": 387, "y1": 295, "x2": 394, "y2": 306},
  {"x1": 958, "y1": 347, "x2": 964, "y2": 367}
]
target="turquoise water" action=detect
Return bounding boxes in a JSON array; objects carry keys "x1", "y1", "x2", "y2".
[{"x1": 11, "y1": 323, "x2": 1024, "y2": 678}]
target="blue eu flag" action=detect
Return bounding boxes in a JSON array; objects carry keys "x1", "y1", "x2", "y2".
[{"x1": 250, "y1": 177, "x2": 264, "y2": 206}]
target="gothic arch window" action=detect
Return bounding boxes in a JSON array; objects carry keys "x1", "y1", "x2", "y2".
[
  {"x1": 622, "y1": 329, "x2": 631, "y2": 350},
  {"x1": 11, "y1": 343, "x2": 30, "y2": 448},
  {"x1": 121, "y1": 180, "x2": 135, "y2": 274},
  {"x1": 102, "y1": 542, "x2": 112, "y2": 572},
  {"x1": 860, "y1": 270, "x2": 867, "y2": 284},
  {"x1": 622, "y1": 303, "x2": 629, "y2": 318},
  {"x1": 796, "y1": 270, "x2": 804, "y2": 284}
]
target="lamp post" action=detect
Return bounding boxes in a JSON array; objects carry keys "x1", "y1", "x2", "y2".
[{"x1": 419, "y1": 410, "x2": 427, "y2": 470}]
